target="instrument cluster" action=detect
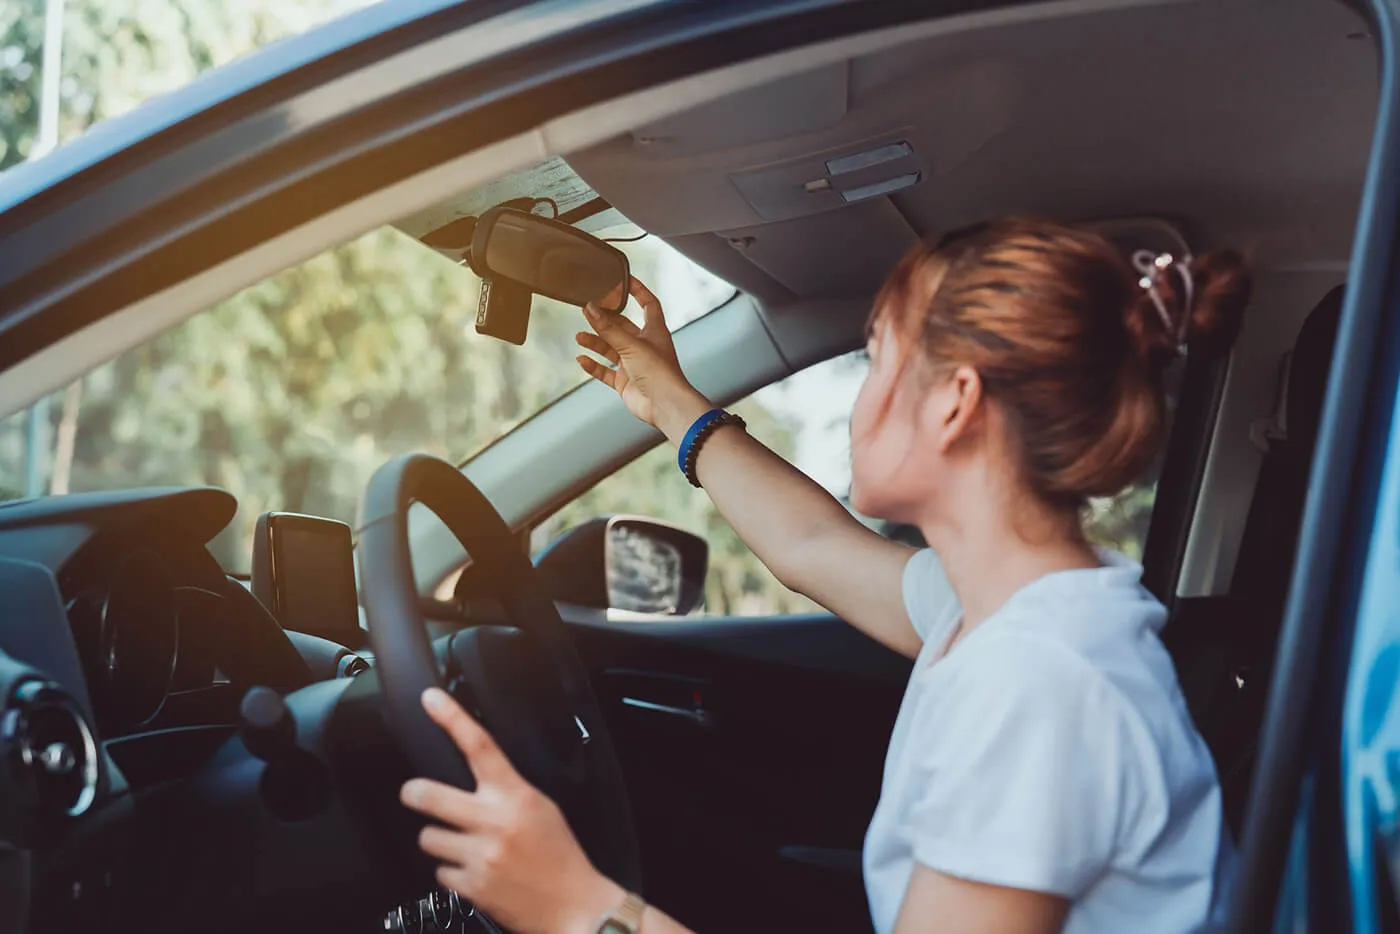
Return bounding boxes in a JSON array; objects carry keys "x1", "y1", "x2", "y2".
[{"x1": 64, "y1": 549, "x2": 181, "y2": 732}]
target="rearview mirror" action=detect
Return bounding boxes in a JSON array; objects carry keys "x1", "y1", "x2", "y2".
[
  {"x1": 535, "y1": 516, "x2": 708, "y2": 616},
  {"x1": 471, "y1": 206, "x2": 630, "y2": 313}
]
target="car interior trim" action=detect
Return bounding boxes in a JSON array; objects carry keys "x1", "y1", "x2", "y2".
[{"x1": 1231, "y1": 0, "x2": 1400, "y2": 926}]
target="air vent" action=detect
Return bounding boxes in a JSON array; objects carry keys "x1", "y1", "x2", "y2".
[
  {"x1": 1, "y1": 679, "x2": 99, "y2": 818},
  {"x1": 337, "y1": 654, "x2": 370, "y2": 678}
]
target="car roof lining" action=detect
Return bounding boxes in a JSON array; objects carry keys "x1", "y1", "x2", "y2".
[
  {"x1": 0, "y1": 0, "x2": 1375, "y2": 600},
  {"x1": 2, "y1": 0, "x2": 1196, "y2": 419},
  {"x1": 565, "y1": 0, "x2": 1375, "y2": 305}
]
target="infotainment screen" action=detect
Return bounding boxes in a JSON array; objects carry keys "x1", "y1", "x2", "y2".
[{"x1": 251, "y1": 512, "x2": 362, "y2": 648}]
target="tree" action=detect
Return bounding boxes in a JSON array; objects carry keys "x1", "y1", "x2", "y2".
[
  {"x1": 0, "y1": 0, "x2": 42, "y2": 170},
  {"x1": 2, "y1": 0, "x2": 365, "y2": 171},
  {"x1": 0, "y1": 0, "x2": 1153, "y2": 613},
  {"x1": 534, "y1": 396, "x2": 825, "y2": 616},
  {"x1": 0, "y1": 0, "x2": 810, "y2": 618}
]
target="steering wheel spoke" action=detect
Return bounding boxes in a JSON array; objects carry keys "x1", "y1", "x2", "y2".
[{"x1": 358, "y1": 453, "x2": 642, "y2": 892}]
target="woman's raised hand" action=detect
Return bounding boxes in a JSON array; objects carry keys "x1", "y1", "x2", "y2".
[{"x1": 575, "y1": 278, "x2": 710, "y2": 443}]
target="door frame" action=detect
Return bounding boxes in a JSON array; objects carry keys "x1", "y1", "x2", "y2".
[{"x1": 1228, "y1": 0, "x2": 1400, "y2": 929}]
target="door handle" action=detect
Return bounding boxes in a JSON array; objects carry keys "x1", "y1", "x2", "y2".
[{"x1": 620, "y1": 696, "x2": 714, "y2": 728}]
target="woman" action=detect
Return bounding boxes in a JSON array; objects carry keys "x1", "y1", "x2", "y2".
[{"x1": 400, "y1": 218, "x2": 1250, "y2": 934}]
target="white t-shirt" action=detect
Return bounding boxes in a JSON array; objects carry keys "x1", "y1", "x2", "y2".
[{"x1": 862, "y1": 548, "x2": 1234, "y2": 934}]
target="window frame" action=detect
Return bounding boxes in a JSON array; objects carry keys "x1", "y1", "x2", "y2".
[
  {"x1": 529, "y1": 345, "x2": 1195, "y2": 620},
  {"x1": 1139, "y1": 354, "x2": 1233, "y2": 606}
]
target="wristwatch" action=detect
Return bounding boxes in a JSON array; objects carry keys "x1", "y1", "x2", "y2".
[{"x1": 594, "y1": 892, "x2": 646, "y2": 934}]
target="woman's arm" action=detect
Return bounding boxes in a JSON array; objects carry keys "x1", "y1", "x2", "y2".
[
  {"x1": 894, "y1": 866, "x2": 1068, "y2": 934},
  {"x1": 402, "y1": 688, "x2": 701, "y2": 934},
  {"x1": 576, "y1": 281, "x2": 922, "y2": 659},
  {"x1": 402, "y1": 693, "x2": 1071, "y2": 934}
]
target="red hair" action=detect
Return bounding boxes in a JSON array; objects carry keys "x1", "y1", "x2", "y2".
[{"x1": 870, "y1": 218, "x2": 1251, "y2": 508}]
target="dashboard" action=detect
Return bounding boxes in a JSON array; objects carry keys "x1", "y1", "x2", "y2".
[
  {"x1": 0, "y1": 488, "x2": 320, "y2": 782},
  {"x1": 0, "y1": 487, "x2": 496, "y2": 934}
]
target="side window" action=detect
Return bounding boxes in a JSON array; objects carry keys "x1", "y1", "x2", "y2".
[
  {"x1": 532, "y1": 353, "x2": 870, "y2": 616},
  {"x1": 1085, "y1": 483, "x2": 1157, "y2": 561},
  {"x1": 533, "y1": 352, "x2": 1163, "y2": 617}
]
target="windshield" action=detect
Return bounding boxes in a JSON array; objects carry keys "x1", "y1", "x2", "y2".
[
  {"x1": 2, "y1": 0, "x2": 383, "y2": 171},
  {"x1": 0, "y1": 206, "x2": 733, "y2": 571}
]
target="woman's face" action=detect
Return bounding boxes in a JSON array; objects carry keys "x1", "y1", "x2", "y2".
[{"x1": 849, "y1": 319, "x2": 939, "y2": 522}]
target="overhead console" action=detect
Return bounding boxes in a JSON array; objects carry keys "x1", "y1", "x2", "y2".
[{"x1": 565, "y1": 0, "x2": 1376, "y2": 302}]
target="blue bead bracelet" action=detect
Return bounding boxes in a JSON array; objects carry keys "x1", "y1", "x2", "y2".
[{"x1": 677, "y1": 408, "x2": 746, "y2": 487}]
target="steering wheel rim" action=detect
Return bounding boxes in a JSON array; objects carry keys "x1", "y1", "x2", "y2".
[{"x1": 358, "y1": 452, "x2": 641, "y2": 889}]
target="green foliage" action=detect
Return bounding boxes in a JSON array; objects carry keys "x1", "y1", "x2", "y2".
[
  {"x1": 0, "y1": 0, "x2": 1157, "y2": 615},
  {"x1": 0, "y1": 1, "x2": 40, "y2": 169},
  {"x1": 1084, "y1": 484, "x2": 1157, "y2": 561},
  {"x1": 533, "y1": 398, "x2": 825, "y2": 617},
  {"x1": 1, "y1": 0, "x2": 363, "y2": 170},
  {"x1": 0, "y1": 0, "x2": 812, "y2": 619},
  {"x1": 67, "y1": 226, "x2": 603, "y2": 566}
]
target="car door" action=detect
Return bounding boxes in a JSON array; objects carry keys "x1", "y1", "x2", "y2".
[
  {"x1": 1224, "y1": 1, "x2": 1400, "y2": 930},
  {"x1": 563, "y1": 603, "x2": 907, "y2": 934}
]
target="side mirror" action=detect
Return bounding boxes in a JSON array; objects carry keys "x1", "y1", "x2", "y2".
[
  {"x1": 471, "y1": 206, "x2": 630, "y2": 313},
  {"x1": 535, "y1": 516, "x2": 708, "y2": 616}
]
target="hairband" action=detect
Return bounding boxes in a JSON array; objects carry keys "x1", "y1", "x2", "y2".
[{"x1": 1132, "y1": 249, "x2": 1194, "y2": 355}]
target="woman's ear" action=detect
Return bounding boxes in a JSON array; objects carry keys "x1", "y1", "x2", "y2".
[{"x1": 933, "y1": 364, "x2": 984, "y2": 453}]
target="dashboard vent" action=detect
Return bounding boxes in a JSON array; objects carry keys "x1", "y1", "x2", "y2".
[
  {"x1": 337, "y1": 654, "x2": 370, "y2": 678},
  {"x1": 1, "y1": 679, "x2": 99, "y2": 818}
]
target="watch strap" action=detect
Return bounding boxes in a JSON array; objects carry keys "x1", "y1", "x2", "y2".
[{"x1": 596, "y1": 891, "x2": 646, "y2": 934}]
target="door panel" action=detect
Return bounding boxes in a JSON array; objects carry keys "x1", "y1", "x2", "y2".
[
  {"x1": 1228, "y1": 0, "x2": 1400, "y2": 927},
  {"x1": 562, "y1": 609, "x2": 911, "y2": 934}
]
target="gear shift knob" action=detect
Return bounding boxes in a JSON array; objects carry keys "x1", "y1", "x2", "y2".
[{"x1": 239, "y1": 686, "x2": 295, "y2": 763}]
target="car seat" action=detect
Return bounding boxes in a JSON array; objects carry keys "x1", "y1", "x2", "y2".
[{"x1": 1165, "y1": 284, "x2": 1344, "y2": 835}]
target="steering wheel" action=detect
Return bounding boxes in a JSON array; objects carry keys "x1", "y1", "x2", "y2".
[{"x1": 357, "y1": 453, "x2": 642, "y2": 892}]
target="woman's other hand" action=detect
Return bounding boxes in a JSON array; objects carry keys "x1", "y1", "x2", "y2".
[
  {"x1": 400, "y1": 688, "x2": 623, "y2": 934},
  {"x1": 575, "y1": 278, "x2": 710, "y2": 442}
]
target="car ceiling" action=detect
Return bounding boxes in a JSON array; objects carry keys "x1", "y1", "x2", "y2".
[{"x1": 559, "y1": 0, "x2": 1376, "y2": 307}]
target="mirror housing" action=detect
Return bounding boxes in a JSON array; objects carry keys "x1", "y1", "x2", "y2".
[
  {"x1": 535, "y1": 516, "x2": 707, "y2": 616},
  {"x1": 470, "y1": 207, "x2": 630, "y2": 313}
]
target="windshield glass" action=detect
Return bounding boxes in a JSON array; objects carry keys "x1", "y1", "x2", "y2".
[
  {"x1": 0, "y1": 200, "x2": 733, "y2": 570},
  {"x1": 3, "y1": 0, "x2": 382, "y2": 170}
]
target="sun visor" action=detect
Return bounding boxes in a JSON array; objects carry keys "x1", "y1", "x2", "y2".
[
  {"x1": 719, "y1": 197, "x2": 918, "y2": 298},
  {"x1": 729, "y1": 130, "x2": 927, "y2": 224}
]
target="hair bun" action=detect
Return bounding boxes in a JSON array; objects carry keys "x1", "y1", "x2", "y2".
[
  {"x1": 1124, "y1": 249, "x2": 1252, "y2": 369},
  {"x1": 1183, "y1": 250, "x2": 1252, "y2": 357}
]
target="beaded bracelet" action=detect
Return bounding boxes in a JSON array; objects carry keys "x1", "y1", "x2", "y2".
[{"x1": 676, "y1": 409, "x2": 747, "y2": 488}]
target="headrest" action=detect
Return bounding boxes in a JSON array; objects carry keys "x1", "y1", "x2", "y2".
[{"x1": 1284, "y1": 285, "x2": 1344, "y2": 453}]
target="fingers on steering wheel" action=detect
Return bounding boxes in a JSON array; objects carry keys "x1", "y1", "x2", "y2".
[
  {"x1": 401, "y1": 777, "x2": 487, "y2": 827},
  {"x1": 421, "y1": 687, "x2": 512, "y2": 782},
  {"x1": 418, "y1": 824, "x2": 468, "y2": 864},
  {"x1": 436, "y1": 864, "x2": 471, "y2": 897}
]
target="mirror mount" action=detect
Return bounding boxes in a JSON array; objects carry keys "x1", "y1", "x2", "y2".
[
  {"x1": 470, "y1": 206, "x2": 630, "y2": 313},
  {"x1": 419, "y1": 202, "x2": 627, "y2": 345}
]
